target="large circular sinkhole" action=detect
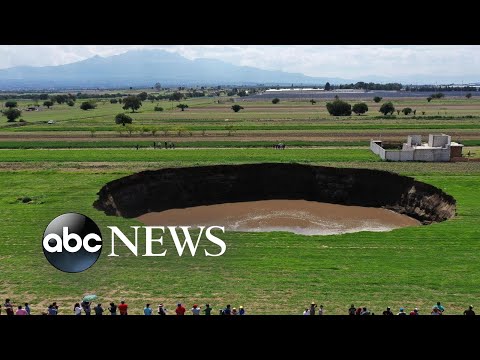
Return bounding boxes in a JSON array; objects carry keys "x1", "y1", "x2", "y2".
[{"x1": 93, "y1": 163, "x2": 456, "y2": 235}]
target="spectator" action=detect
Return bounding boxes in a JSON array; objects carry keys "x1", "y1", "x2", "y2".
[
  {"x1": 231, "y1": 307, "x2": 238, "y2": 315},
  {"x1": 303, "y1": 308, "x2": 310, "y2": 315},
  {"x1": 158, "y1": 303, "x2": 167, "y2": 316},
  {"x1": 397, "y1": 308, "x2": 407, "y2": 315},
  {"x1": 108, "y1": 302, "x2": 117, "y2": 316},
  {"x1": 74, "y1": 303, "x2": 82, "y2": 316},
  {"x1": 4, "y1": 299, "x2": 14, "y2": 316},
  {"x1": 223, "y1": 304, "x2": 232, "y2": 315},
  {"x1": 191, "y1": 304, "x2": 201, "y2": 315},
  {"x1": 118, "y1": 300, "x2": 128, "y2": 315},
  {"x1": 83, "y1": 302, "x2": 91, "y2": 316},
  {"x1": 94, "y1": 303, "x2": 104, "y2": 316},
  {"x1": 24, "y1": 303, "x2": 31, "y2": 315},
  {"x1": 356, "y1": 306, "x2": 363, "y2": 316},
  {"x1": 16, "y1": 305, "x2": 28, "y2": 315},
  {"x1": 348, "y1": 304, "x2": 356, "y2": 316},
  {"x1": 436, "y1": 302, "x2": 445, "y2": 313},
  {"x1": 309, "y1": 302, "x2": 317, "y2": 316},
  {"x1": 164, "y1": 141, "x2": 167, "y2": 149},
  {"x1": 203, "y1": 304, "x2": 212, "y2": 316},
  {"x1": 463, "y1": 305, "x2": 475, "y2": 316},
  {"x1": 360, "y1": 307, "x2": 370, "y2": 315},
  {"x1": 431, "y1": 307, "x2": 441, "y2": 315},
  {"x1": 239, "y1": 306, "x2": 245, "y2": 315},
  {"x1": 47, "y1": 304, "x2": 58, "y2": 315},
  {"x1": 144, "y1": 304, "x2": 153, "y2": 316},
  {"x1": 382, "y1": 307, "x2": 394, "y2": 316},
  {"x1": 318, "y1": 305, "x2": 324, "y2": 315},
  {"x1": 409, "y1": 308, "x2": 419, "y2": 316},
  {"x1": 175, "y1": 302, "x2": 186, "y2": 316}
]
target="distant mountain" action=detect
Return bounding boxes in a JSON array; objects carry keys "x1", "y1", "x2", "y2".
[{"x1": 0, "y1": 50, "x2": 347, "y2": 90}]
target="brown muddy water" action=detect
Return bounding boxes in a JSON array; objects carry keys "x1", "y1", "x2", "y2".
[{"x1": 136, "y1": 199, "x2": 420, "y2": 236}]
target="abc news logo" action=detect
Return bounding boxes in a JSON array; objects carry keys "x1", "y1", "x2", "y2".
[{"x1": 43, "y1": 213, "x2": 226, "y2": 273}]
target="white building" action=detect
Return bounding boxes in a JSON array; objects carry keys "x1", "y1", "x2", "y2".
[{"x1": 370, "y1": 134, "x2": 463, "y2": 162}]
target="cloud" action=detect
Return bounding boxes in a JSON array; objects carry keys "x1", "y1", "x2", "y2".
[{"x1": 0, "y1": 45, "x2": 479, "y2": 81}]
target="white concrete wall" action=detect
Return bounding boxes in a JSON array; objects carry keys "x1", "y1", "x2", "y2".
[
  {"x1": 385, "y1": 150, "x2": 414, "y2": 161},
  {"x1": 370, "y1": 141, "x2": 385, "y2": 159},
  {"x1": 428, "y1": 134, "x2": 450, "y2": 148},
  {"x1": 412, "y1": 148, "x2": 451, "y2": 162}
]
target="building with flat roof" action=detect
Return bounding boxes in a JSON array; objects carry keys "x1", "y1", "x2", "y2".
[{"x1": 370, "y1": 134, "x2": 463, "y2": 162}]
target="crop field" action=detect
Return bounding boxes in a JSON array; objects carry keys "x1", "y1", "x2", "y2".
[{"x1": 1, "y1": 93, "x2": 480, "y2": 314}]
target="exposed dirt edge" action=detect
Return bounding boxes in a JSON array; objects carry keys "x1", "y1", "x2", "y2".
[{"x1": 93, "y1": 163, "x2": 456, "y2": 225}]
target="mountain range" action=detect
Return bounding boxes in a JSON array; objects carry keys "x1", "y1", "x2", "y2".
[{"x1": 0, "y1": 50, "x2": 347, "y2": 90}]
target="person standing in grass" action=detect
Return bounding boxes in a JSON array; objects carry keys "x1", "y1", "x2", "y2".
[
  {"x1": 239, "y1": 306, "x2": 245, "y2": 315},
  {"x1": 464, "y1": 305, "x2": 475, "y2": 315},
  {"x1": 409, "y1": 308, "x2": 419, "y2": 316},
  {"x1": 16, "y1": 305, "x2": 28, "y2": 315},
  {"x1": 118, "y1": 300, "x2": 128, "y2": 315},
  {"x1": 309, "y1": 302, "x2": 317, "y2": 316},
  {"x1": 175, "y1": 302, "x2": 186, "y2": 315},
  {"x1": 144, "y1": 304, "x2": 153, "y2": 316},
  {"x1": 435, "y1": 302, "x2": 445, "y2": 314},
  {"x1": 4, "y1": 299, "x2": 14, "y2": 316},
  {"x1": 223, "y1": 304, "x2": 232, "y2": 315},
  {"x1": 158, "y1": 304, "x2": 167, "y2": 315},
  {"x1": 318, "y1": 305, "x2": 325, "y2": 315},
  {"x1": 382, "y1": 307, "x2": 394, "y2": 316},
  {"x1": 94, "y1": 303, "x2": 104, "y2": 316},
  {"x1": 24, "y1": 303, "x2": 31, "y2": 315},
  {"x1": 191, "y1": 304, "x2": 201, "y2": 315},
  {"x1": 348, "y1": 304, "x2": 356, "y2": 316},
  {"x1": 108, "y1": 302, "x2": 117, "y2": 315},
  {"x1": 74, "y1": 303, "x2": 82, "y2": 316},
  {"x1": 203, "y1": 304, "x2": 212, "y2": 315}
]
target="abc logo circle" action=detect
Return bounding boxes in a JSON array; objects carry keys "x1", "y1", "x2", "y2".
[{"x1": 42, "y1": 213, "x2": 102, "y2": 273}]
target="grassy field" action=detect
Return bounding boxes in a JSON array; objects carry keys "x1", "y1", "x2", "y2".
[{"x1": 1, "y1": 94, "x2": 480, "y2": 315}]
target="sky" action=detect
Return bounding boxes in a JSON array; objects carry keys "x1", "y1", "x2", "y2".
[{"x1": 0, "y1": 45, "x2": 479, "y2": 82}]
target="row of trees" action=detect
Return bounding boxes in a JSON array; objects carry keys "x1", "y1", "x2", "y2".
[{"x1": 325, "y1": 98, "x2": 420, "y2": 117}]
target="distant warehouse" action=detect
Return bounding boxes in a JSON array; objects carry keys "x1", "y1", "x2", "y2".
[{"x1": 370, "y1": 134, "x2": 463, "y2": 162}]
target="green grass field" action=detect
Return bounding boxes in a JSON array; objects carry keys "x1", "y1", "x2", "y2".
[{"x1": 1, "y1": 95, "x2": 480, "y2": 315}]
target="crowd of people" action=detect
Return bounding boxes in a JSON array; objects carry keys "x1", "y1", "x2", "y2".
[
  {"x1": 1, "y1": 298, "x2": 476, "y2": 315},
  {"x1": 304, "y1": 301, "x2": 476, "y2": 315},
  {"x1": 0, "y1": 298, "x2": 246, "y2": 316}
]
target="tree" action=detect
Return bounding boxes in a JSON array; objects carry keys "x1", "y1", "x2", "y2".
[
  {"x1": 379, "y1": 102, "x2": 395, "y2": 115},
  {"x1": 177, "y1": 104, "x2": 189, "y2": 111},
  {"x1": 3, "y1": 108, "x2": 21, "y2": 122},
  {"x1": 154, "y1": 82, "x2": 162, "y2": 91},
  {"x1": 272, "y1": 98, "x2": 280, "y2": 104},
  {"x1": 122, "y1": 96, "x2": 142, "y2": 112},
  {"x1": 326, "y1": 99, "x2": 352, "y2": 116},
  {"x1": 413, "y1": 109, "x2": 417, "y2": 115},
  {"x1": 154, "y1": 106, "x2": 164, "y2": 111},
  {"x1": 110, "y1": 99, "x2": 118, "y2": 104},
  {"x1": 231, "y1": 104, "x2": 244, "y2": 112},
  {"x1": 373, "y1": 96, "x2": 383, "y2": 103},
  {"x1": 238, "y1": 90, "x2": 248, "y2": 97},
  {"x1": 5, "y1": 101, "x2": 17, "y2": 108},
  {"x1": 427, "y1": 97, "x2": 432, "y2": 102},
  {"x1": 466, "y1": 93, "x2": 472, "y2": 99},
  {"x1": 324, "y1": 82, "x2": 331, "y2": 91},
  {"x1": 67, "y1": 100, "x2": 75, "y2": 107},
  {"x1": 39, "y1": 94, "x2": 49, "y2": 100},
  {"x1": 352, "y1": 103, "x2": 368, "y2": 115},
  {"x1": 80, "y1": 101, "x2": 97, "y2": 110},
  {"x1": 43, "y1": 100, "x2": 54, "y2": 109},
  {"x1": 310, "y1": 99, "x2": 316, "y2": 105},
  {"x1": 138, "y1": 92, "x2": 148, "y2": 101},
  {"x1": 402, "y1": 107, "x2": 413, "y2": 115},
  {"x1": 397, "y1": 110, "x2": 400, "y2": 115},
  {"x1": 147, "y1": 95, "x2": 156, "y2": 103},
  {"x1": 53, "y1": 95, "x2": 68, "y2": 104},
  {"x1": 115, "y1": 113, "x2": 133, "y2": 126},
  {"x1": 169, "y1": 92, "x2": 183, "y2": 101}
]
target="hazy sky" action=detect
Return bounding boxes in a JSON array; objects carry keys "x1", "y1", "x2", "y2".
[{"x1": 0, "y1": 45, "x2": 478, "y2": 80}]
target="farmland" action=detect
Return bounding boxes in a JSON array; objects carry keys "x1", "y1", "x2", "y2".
[{"x1": 1, "y1": 92, "x2": 480, "y2": 314}]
